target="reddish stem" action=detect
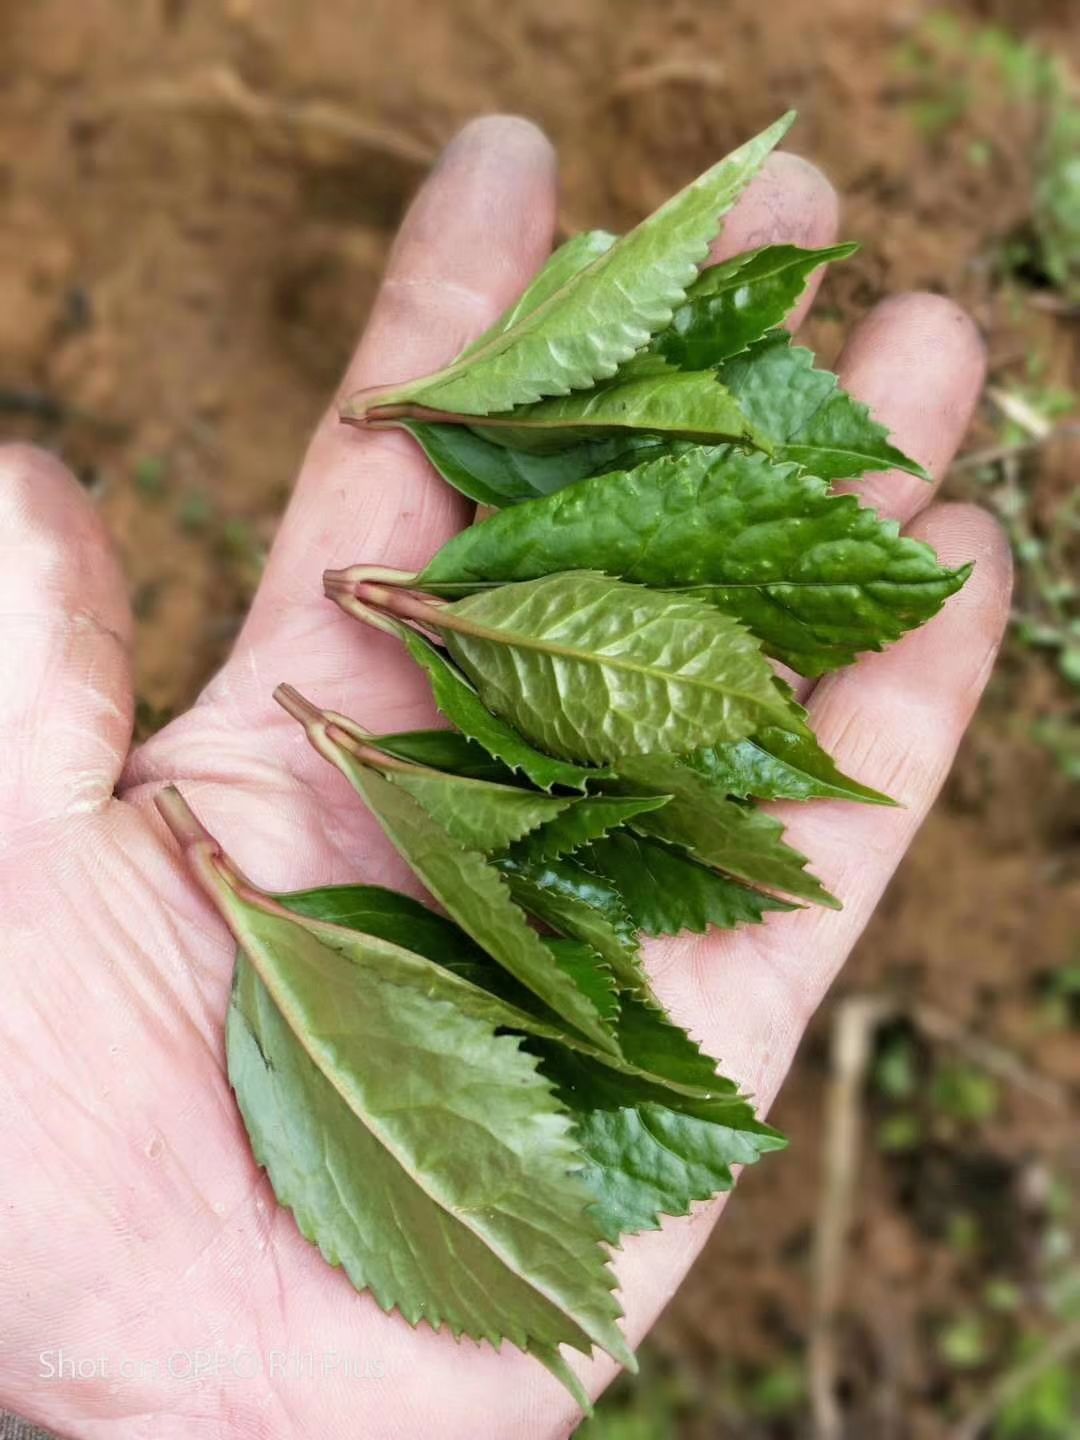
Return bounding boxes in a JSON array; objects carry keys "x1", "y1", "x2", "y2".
[
  {"x1": 154, "y1": 786, "x2": 260, "y2": 909},
  {"x1": 155, "y1": 785, "x2": 217, "y2": 853},
  {"x1": 351, "y1": 582, "x2": 448, "y2": 628},
  {"x1": 274, "y1": 684, "x2": 423, "y2": 777}
]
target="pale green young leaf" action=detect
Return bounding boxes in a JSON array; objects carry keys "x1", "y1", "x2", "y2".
[
  {"x1": 717, "y1": 331, "x2": 929, "y2": 482},
  {"x1": 385, "y1": 766, "x2": 574, "y2": 851},
  {"x1": 509, "y1": 793, "x2": 671, "y2": 862},
  {"x1": 344, "y1": 114, "x2": 794, "y2": 418},
  {"x1": 222, "y1": 907, "x2": 630, "y2": 1381},
  {"x1": 545, "y1": 939, "x2": 619, "y2": 1027},
  {"x1": 611, "y1": 755, "x2": 839, "y2": 907},
  {"x1": 437, "y1": 572, "x2": 795, "y2": 763},
  {"x1": 401, "y1": 630, "x2": 603, "y2": 790},
  {"x1": 458, "y1": 230, "x2": 617, "y2": 360},
  {"x1": 466, "y1": 370, "x2": 766, "y2": 454},
  {"x1": 582, "y1": 831, "x2": 796, "y2": 937},
  {"x1": 330, "y1": 754, "x2": 619, "y2": 1051},
  {"x1": 649, "y1": 242, "x2": 858, "y2": 368},
  {"x1": 416, "y1": 445, "x2": 965, "y2": 675}
]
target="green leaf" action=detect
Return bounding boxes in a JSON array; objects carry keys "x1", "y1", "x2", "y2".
[
  {"x1": 406, "y1": 423, "x2": 673, "y2": 510},
  {"x1": 510, "y1": 794, "x2": 672, "y2": 862},
  {"x1": 717, "y1": 331, "x2": 929, "y2": 482},
  {"x1": 649, "y1": 242, "x2": 858, "y2": 368},
  {"x1": 610, "y1": 755, "x2": 839, "y2": 907},
  {"x1": 405, "y1": 421, "x2": 680, "y2": 508},
  {"x1": 282, "y1": 882, "x2": 488, "y2": 964},
  {"x1": 545, "y1": 939, "x2": 619, "y2": 1027},
  {"x1": 401, "y1": 630, "x2": 603, "y2": 790},
  {"x1": 432, "y1": 572, "x2": 794, "y2": 763},
  {"x1": 614, "y1": 991, "x2": 740, "y2": 1097},
  {"x1": 582, "y1": 831, "x2": 797, "y2": 936},
  {"x1": 345, "y1": 114, "x2": 794, "y2": 418},
  {"x1": 279, "y1": 883, "x2": 728, "y2": 1101},
  {"x1": 416, "y1": 445, "x2": 964, "y2": 675},
  {"x1": 459, "y1": 230, "x2": 618, "y2": 359},
  {"x1": 465, "y1": 370, "x2": 766, "y2": 454},
  {"x1": 536, "y1": 1042, "x2": 786, "y2": 1241},
  {"x1": 220, "y1": 901, "x2": 630, "y2": 1383},
  {"x1": 274, "y1": 882, "x2": 777, "y2": 1242},
  {"x1": 384, "y1": 765, "x2": 575, "y2": 851},
  {"x1": 324, "y1": 749, "x2": 620, "y2": 1052},
  {"x1": 686, "y1": 721, "x2": 893, "y2": 805},
  {"x1": 499, "y1": 852, "x2": 649, "y2": 996},
  {"x1": 370, "y1": 727, "x2": 520, "y2": 784}
]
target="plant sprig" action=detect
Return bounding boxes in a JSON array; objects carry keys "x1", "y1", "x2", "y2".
[{"x1": 157, "y1": 113, "x2": 972, "y2": 1407}]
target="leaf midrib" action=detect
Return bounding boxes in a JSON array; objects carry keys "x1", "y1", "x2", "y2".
[
  {"x1": 239, "y1": 924, "x2": 616, "y2": 1352},
  {"x1": 445, "y1": 593, "x2": 782, "y2": 718}
]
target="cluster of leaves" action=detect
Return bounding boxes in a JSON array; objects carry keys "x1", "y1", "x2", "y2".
[{"x1": 158, "y1": 113, "x2": 972, "y2": 1409}]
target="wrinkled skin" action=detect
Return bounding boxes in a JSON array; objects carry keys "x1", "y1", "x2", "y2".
[{"x1": 0, "y1": 118, "x2": 1010, "y2": 1439}]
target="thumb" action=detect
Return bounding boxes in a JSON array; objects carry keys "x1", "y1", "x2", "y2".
[{"x1": 0, "y1": 445, "x2": 133, "y2": 841}]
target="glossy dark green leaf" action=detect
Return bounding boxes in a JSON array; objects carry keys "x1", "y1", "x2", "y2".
[
  {"x1": 717, "y1": 331, "x2": 929, "y2": 483},
  {"x1": 401, "y1": 630, "x2": 603, "y2": 790},
  {"x1": 509, "y1": 793, "x2": 671, "y2": 862},
  {"x1": 344, "y1": 114, "x2": 794, "y2": 418},
  {"x1": 499, "y1": 852, "x2": 648, "y2": 997},
  {"x1": 405, "y1": 421, "x2": 684, "y2": 507},
  {"x1": 435, "y1": 572, "x2": 794, "y2": 763},
  {"x1": 370, "y1": 727, "x2": 520, "y2": 784},
  {"x1": 686, "y1": 723, "x2": 893, "y2": 805},
  {"x1": 416, "y1": 445, "x2": 965, "y2": 675},
  {"x1": 282, "y1": 883, "x2": 487, "y2": 965},
  {"x1": 649, "y1": 242, "x2": 858, "y2": 368},
  {"x1": 536, "y1": 1042, "x2": 786, "y2": 1241},
  {"x1": 610, "y1": 755, "x2": 839, "y2": 907},
  {"x1": 582, "y1": 831, "x2": 796, "y2": 937},
  {"x1": 402, "y1": 422, "x2": 675, "y2": 509}
]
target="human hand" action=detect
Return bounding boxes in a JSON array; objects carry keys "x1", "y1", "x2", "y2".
[{"x1": 0, "y1": 116, "x2": 1010, "y2": 1439}]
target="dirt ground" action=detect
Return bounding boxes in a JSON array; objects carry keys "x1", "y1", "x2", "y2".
[{"x1": 2, "y1": 1, "x2": 1078, "y2": 1437}]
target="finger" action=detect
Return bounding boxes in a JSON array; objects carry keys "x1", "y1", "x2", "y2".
[
  {"x1": 653, "y1": 501, "x2": 1012, "y2": 1108},
  {"x1": 709, "y1": 151, "x2": 840, "y2": 330},
  {"x1": 0, "y1": 444, "x2": 133, "y2": 838},
  {"x1": 123, "y1": 117, "x2": 559, "y2": 793},
  {"x1": 228, "y1": 118, "x2": 557, "y2": 700},
  {"x1": 834, "y1": 292, "x2": 987, "y2": 523}
]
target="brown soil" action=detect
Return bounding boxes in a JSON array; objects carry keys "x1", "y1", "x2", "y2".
[{"x1": 2, "y1": 1, "x2": 1078, "y2": 1437}]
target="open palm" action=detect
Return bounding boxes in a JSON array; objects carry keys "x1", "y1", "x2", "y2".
[{"x1": 0, "y1": 117, "x2": 1009, "y2": 1440}]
